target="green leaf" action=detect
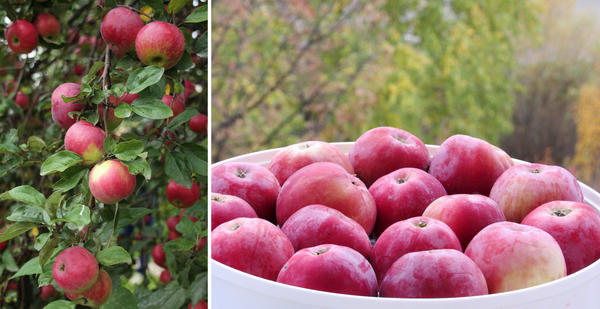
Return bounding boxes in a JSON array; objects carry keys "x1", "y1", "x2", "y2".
[
  {"x1": 0, "y1": 157, "x2": 23, "y2": 178},
  {"x1": 175, "y1": 215, "x2": 195, "y2": 238},
  {"x1": 40, "y1": 151, "x2": 83, "y2": 176},
  {"x1": 195, "y1": 31, "x2": 207, "y2": 54},
  {"x1": 100, "y1": 286, "x2": 138, "y2": 309},
  {"x1": 44, "y1": 300, "x2": 76, "y2": 309},
  {"x1": 44, "y1": 191, "x2": 63, "y2": 219},
  {"x1": 164, "y1": 237, "x2": 195, "y2": 252},
  {"x1": 10, "y1": 257, "x2": 42, "y2": 279},
  {"x1": 126, "y1": 66, "x2": 165, "y2": 94},
  {"x1": 34, "y1": 233, "x2": 50, "y2": 250},
  {"x1": 114, "y1": 140, "x2": 145, "y2": 161},
  {"x1": 132, "y1": 97, "x2": 173, "y2": 119},
  {"x1": 0, "y1": 222, "x2": 37, "y2": 242},
  {"x1": 54, "y1": 165, "x2": 87, "y2": 192},
  {"x1": 7, "y1": 205, "x2": 51, "y2": 224},
  {"x1": 2, "y1": 250, "x2": 18, "y2": 272},
  {"x1": 190, "y1": 272, "x2": 207, "y2": 304},
  {"x1": 174, "y1": 51, "x2": 193, "y2": 70},
  {"x1": 83, "y1": 62, "x2": 104, "y2": 84},
  {"x1": 39, "y1": 237, "x2": 59, "y2": 267},
  {"x1": 136, "y1": 282, "x2": 186, "y2": 309},
  {"x1": 27, "y1": 136, "x2": 46, "y2": 153},
  {"x1": 165, "y1": 152, "x2": 192, "y2": 187},
  {"x1": 104, "y1": 135, "x2": 116, "y2": 154},
  {"x1": 116, "y1": 208, "x2": 155, "y2": 230},
  {"x1": 97, "y1": 246, "x2": 132, "y2": 266},
  {"x1": 0, "y1": 185, "x2": 46, "y2": 207},
  {"x1": 63, "y1": 204, "x2": 91, "y2": 228},
  {"x1": 122, "y1": 158, "x2": 151, "y2": 180},
  {"x1": 38, "y1": 262, "x2": 53, "y2": 286},
  {"x1": 185, "y1": 5, "x2": 207, "y2": 23},
  {"x1": 168, "y1": 0, "x2": 191, "y2": 14},
  {"x1": 114, "y1": 102, "x2": 132, "y2": 118},
  {"x1": 167, "y1": 107, "x2": 198, "y2": 130}
]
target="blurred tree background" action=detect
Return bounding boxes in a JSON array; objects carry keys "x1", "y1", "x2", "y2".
[{"x1": 212, "y1": 0, "x2": 600, "y2": 190}]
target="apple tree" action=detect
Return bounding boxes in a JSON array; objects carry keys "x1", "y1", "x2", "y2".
[{"x1": 0, "y1": 1, "x2": 208, "y2": 308}]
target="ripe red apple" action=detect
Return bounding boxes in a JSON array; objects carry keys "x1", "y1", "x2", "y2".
[
  {"x1": 51, "y1": 82, "x2": 84, "y2": 129},
  {"x1": 135, "y1": 21, "x2": 185, "y2": 69},
  {"x1": 15, "y1": 92, "x2": 28, "y2": 109},
  {"x1": 268, "y1": 141, "x2": 355, "y2": 185},
  {"x1": 369, "y1": 167, "x2": 447, "y2": 235},
  {"x1": 160, "y1": 270, "x2": 172, "y2": 284},
  {"x1": 189, "y1": 301, "x2": 208, "y2": 309},
  {"x1": 5, "y1": 20, "x2": 38, "y2": 54},
  {"x1": 101, "y1": 7, "x2": 144, "y2": 55},
  {"x1": 189, "y1": 114, "x2": 207, "y2": 134},
  {"x1": 89, "y1": 160, "x2": 136, "y2": 204},
  {"x1": 465, "y1": 221, "x2": 566, "y2": 293},
  {"x1": 64, "y1": 120, "x2": 106, "y2": 164},
  {"x1": 184, "y1": 80, "x2": 195, "y2": 99},
  {"x1": 276, "y1": 162, "x2": 376, "y2": 234},
  {"x1": 422, "y1": 194, "x2": 506, "y2": 249},
  {"x1": 371, "y1": 216, "x2": 461, "y2": 282},
  {"x1": 522, "y1": 201, "x2": 600, "y2": 274},
  {"x1": 211, "y1": 193, "x2": 257, "y2": 230},
  {"x1": 152, "y1": 243, "x2": 166, "y2": 268},
  {"x1": 168, "y1": 231, "x2": 180, "y2": 240},
  {"x1": 166, "y1": 180, "x2": 200, "y2": 208},
  {"x1": 109, "y1": 91, "x2": 139, "y2": 105},
  {"x1": 380, "y1": 249, "x2": 488, "y2": 298},
  {"x1": 162, "y1": 94, "x2": 185, "y2": 119},
  {"x1": 281, "y1": 204, "x2": 372, "y2": 258},
  {"x1": 277, "y1": 244, "x2": 377, "y2": 296},
  {"x1": 197, "y1": 236, "x2": 207, "y2": 251},
  {"x1": 34, "y1": 13, "x2": 60, "y2": 39},
  {"x1": 349, "y1": 127, "x2": 429, "y2": 187},
  {"x1": 52, "y1": 246, "x2": 99, "y2": 293},
  {"x1": 7, "y1": 281, "x2": 17, "y2": 291},
  {"x1": 73, "y1": 64, "x2": 84, "y2": 76},
  {"x1": 211, "y1": 217, "x2": 294, "y2": 281},
  {"x1": 66, "y1": 269, "x2": 112, "y2": 307},
  {"x1": 212, "y1": 162, "x2": 280, "y2": 222},
  {"x1": 429, "y1": 134, "x2": 513, "y2": 195},
  {"x1": 40, "y1": 285, "x2": 58, "y2": 300},
  {"x1": 490, "y1": 163, "x2": 584, "y2": 222}
]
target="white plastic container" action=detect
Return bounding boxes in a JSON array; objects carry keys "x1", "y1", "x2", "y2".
[{"x1": 211, "y1": 143, "x2": 600, "y2": 309}]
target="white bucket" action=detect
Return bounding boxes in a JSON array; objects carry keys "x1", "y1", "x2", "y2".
[{"x1": 211, "y1": 143, "x2": 600, "y2": 309}]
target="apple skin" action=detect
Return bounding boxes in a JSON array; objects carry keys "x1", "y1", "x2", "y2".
[
  {"x1": 135, "y1": 21, "x2": 185, "y2": 69},
  {"x1": 268, "y1": 141, "x2": 355, "y2": 185},
  {"x1": 152, "y1": 243, "x2": 166, "y2": 268},
  {"x1": 73, "y1": 64, "x2": 85, "y2": 76},
  {"x1": 52, "y1": 246, "x2": 99, "y2": 293},
  {"x1": 168, "y1": 231, "x2": 180, "y2": 240},
  {"x1": 40, "y1": 285, "x2": 58, "y2": 301},
  {"x1": 184, "y1": 80, "x2": 195, "y2": 99},
  {"x1": 66, "y1": 269, "x2": 112, "y2": 307},
  {"x1": 211, "y1": 217, "x2": 294, "y2": 281},
  {"x1": 422, "y1": 194, "x2": 506, "y2": 249},
  {"x1": 369, "y1": 167, "x2": 447, "y2": 236},
  {"x1": 429, "y1": 134, "x2": 513, "y2": 195},
  {"x1": 189, "y1": 301, "x2": 208, "y2": 309},
  {"x1": 522, "y1": 201, "x2": 600, "y2": 274},
  {"x1": 160, "y1": 270, "x2": 172, "y2": 284},
  {"x1": 51, "y1": 82, "x2": 84, "y2": 129},
  {"x1": 371, "y1": 216, "x2": 461, "y2": 283},
  {"x1": 465, "y1": 221, "x2": 566, "y2": 293},
  {"x1": 490, "y1": 163, "x2": 584, "y2": 222},
  {"x1": 276, "y1": 162, "x2": 377, "y2": 234},
  {"x1": 5, "y1": 20, "x2": 39, "y2": 54},
  {"x1": 101, "y1": 7, "x2": 144, "y2": 55},
  {"x1": 64, "y1": 121, "x2": 106, "y2": 164},
  {"x1": 15, "y1": 92, "x2": 28, "y2": 109},
  {"x1": 34, "y1": 13, "x2": 60, "y2": 39},
  {"x1": 277, "y1": 244, "x2": 377, "y2": 296},
  {"x1": 0, "y1": 231, "x2": 6, "y2": 251},
  {"x1": 189, "y1": 114, "x2": 208, "y2": 133},
  {"x1": 162, "y1": 94, "x2": 186, "y2": 119},
  {"x1": 380, "y1": 249, "x2": 488, "y2": 298},
  {"x1": 89, "y1": 160, "x2": 136, "y2": 204},
  {"x1": 281, "y1": 204, "x2": 372, "y2": 258},
  {"x1": 166, "y1": 180, "x2": 200, "y2": 208},
  {"x1": 212, "y1": 162, "x2": 281, "y2": 222},
  {"x1": 211, "y1": 192, "x2": 257, "y2": 230},
  {"x1": 349, "y1": 127, "x2": 430, "y2": 187}
]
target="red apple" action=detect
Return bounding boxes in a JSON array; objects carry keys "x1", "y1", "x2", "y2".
[
  {"x1": 162, "y1": 94, "x2": 185, "y2": 119},
  {"x1": 212, "y1": 162, "x2": 280, "y2": 222},
  {"x1": 14, "y1": 92, "x2": 28, "y2": 109},
  {"x1": 268, "y1": 141, "x2": 354, "y2": 185},
  {"x1": 422, "y1": 194, "x2": 506, "y2": 249},
  {"x1": 160, "y1": 270, "x2": 172, "y2": 284},
  {"x1": 380, "y1": 249, "x2": 488, "y2": 298},
  {"x1": 369, "y1": 167, "x2": 447, "y2": 235},
  {"x1": 429, "y1": 134, "x2": 513, "y2": 195},
  {"x1": 197, "y1": 236, "x2": 207, "y2": 251},
  {"x1": 166, "y1": 180, "x2": 200, "y2": 208},
  {"x1": 40, "y1": 285, "x2": 58, "y2": 300},
  {"x1": 189, "y1": 301, "x2": 208, "y2": 309},
  {"x1": 465, "y1": 221, "x2": 566, "y2": 293},
  {"x1": 211, "y1": 193, "x2": 257, "y2": 230},
  {"x1": 490, "y1": 163, "x2": 584, "y2": 222},
  {"x1": 349, "y1": 127, "x2": 429, "y2": 187},
  {"x1": 89, "y1": 160, "x2": 136, "y2": 204},
  {"x1": 66, "y1": 269, "x2": 112, "y2": 307},
  {"x1": 5, "y1": 20, "x2": 38, "y2": 54},
  {"x1": 51, "y1": 82, "x2": 84, "y2": 129},
  {"x1": 52, "y1": 246, "x2": 99, "y2": 293},
  {"x1": 101, "y1": 7, "x2": 144, "y2": 55},
  {"x1": 152, "y1": 243, "x2": 166, "y2": 268},
  {"x1": 135, "y1": 21, "x2": 185, "y2": 69},
  {"x1": 34, "y1": 13, "x2": 60, "y2": 39},
  {"x1": 184, "y1": 80, "x2": 195, "y2": 99},
  {"x1": 109, "y1": 91, "x2": 139, "y2": 105},
  {"x1": 97, "y1": 105, "x2": 122, "y2": 131},
  {"x1": 277, "y1": 244, "x2": 377, "y2": 296},
  {"x1": 64, "y1": 120, "x2": 106, "y2": 164},
  {"x1": 371, "y1": 216, "x2": 461, "y2": 282},
  {"x1": 211, "y1": 217, "x2": 294, "y2": 281},
  {"x1": 168, "y1": 230, "x2": 180, "y2": 240},
  {"x1": 189, "y1": 114, "x2": 208, "y2": 134},
  {"x1": 522, "y1": 201, "x2": 600, "y2": 274},
  {"x1": 73, "y1": 64, "x2": 84, "y2": 76},
  {"x1": 276, "y1": 162, "x2": 376, "y2": 234}
]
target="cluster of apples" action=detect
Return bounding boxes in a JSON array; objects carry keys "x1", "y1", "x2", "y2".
[{"x1": 211, "y1": 126, "x2": 600, "y2": 298}]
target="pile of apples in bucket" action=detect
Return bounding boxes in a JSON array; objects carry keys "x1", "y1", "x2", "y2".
[{"x1": 210, "y1": 127, "x2": 600, "y2": 298}]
